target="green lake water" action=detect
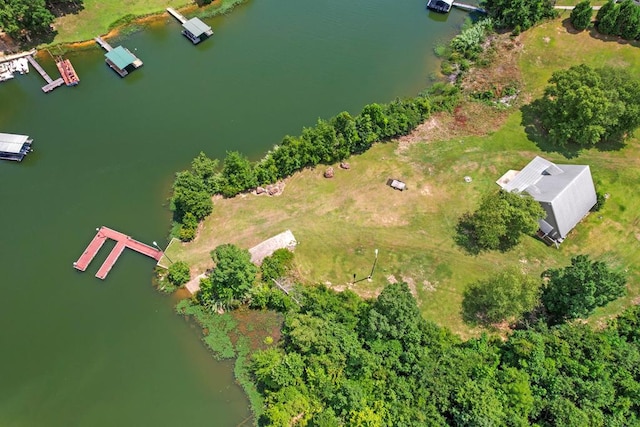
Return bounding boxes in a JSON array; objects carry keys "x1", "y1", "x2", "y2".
[{"x1": 0, "y1": 1, "x2": 466, "y2": 425}]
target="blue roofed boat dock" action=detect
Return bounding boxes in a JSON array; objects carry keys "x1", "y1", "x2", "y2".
[
  {"x1": 94, "y1": 37, "x2": 143, "y2": 77},
  {"x1": 166, "y1": 8, "x2": 214, "y2": 45}
]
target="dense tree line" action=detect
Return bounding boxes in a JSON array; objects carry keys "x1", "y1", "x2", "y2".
[
  {"x1": 596, "y1": 0, "x2": 640, "y2": 40},
  {"x1": 538, "y1": 64, "x2": 640, "y2": 148},
  {"x1": 481, "y1": 0, "x2": 557, "y2": 32},
  {"x1": 171, "y1": 88, "x2": 460, "y2": 240},
  {"x1": 249, "y1": 282, "x2": 640, "y2": 425}
]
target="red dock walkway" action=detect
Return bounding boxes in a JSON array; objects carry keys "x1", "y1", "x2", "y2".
[{"x1": 73, "y1": 226, "x2": 163, "y2": 280}]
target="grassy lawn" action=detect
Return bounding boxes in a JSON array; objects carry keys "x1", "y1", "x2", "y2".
[
  {"x1": 167, "y1": 19, "x2": 640, "y2": 338},
  {"x1": 51, "y1": 0, "x2": 189, "y2": 44}
]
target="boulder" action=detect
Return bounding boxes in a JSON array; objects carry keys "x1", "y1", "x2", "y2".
[
  {"x1": 339, "y1": 162, "x2": 350, "y2": 170},
  {"x1": 324, "y1": 167, "x2": 334, "y2": 178}
]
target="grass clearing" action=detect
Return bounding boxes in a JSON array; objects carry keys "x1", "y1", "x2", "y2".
[
  {"x1": 168, "y1": 20, "x2": 640, "y2": 338},
  {"x1": 50, "y1": 0, "x2": 243, "y2": 45}
]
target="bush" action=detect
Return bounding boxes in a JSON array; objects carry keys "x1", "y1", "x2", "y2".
[
  {"x1": 570, "y1": 0, "x2": 593, "y2": 31},
  {"x1": 261, "y1": 248, "x2": 294, "y2": 282},
  {"x1": 168, "y1": 261, "x2": 191, "y2": 286},
  {"x1": 591, "y1": 190, "x2": 607, "y2": 212},
  {"x1": 462, "y1": 268, "x2": 541, "y2": 326}
]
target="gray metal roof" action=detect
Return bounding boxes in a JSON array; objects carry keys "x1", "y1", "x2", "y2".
[
  {"x1": 502, "y1": 156, "x2": 553, "y2": 192},
  {"x1": 498, "y1": 156, "x2": 597, "y2": 239},
  {"x1": 0, "y1": 132, "x2": 30, "y2": 154},
  {"x1": 182, "y1": 18, "x2": 212, "y2": 37}
]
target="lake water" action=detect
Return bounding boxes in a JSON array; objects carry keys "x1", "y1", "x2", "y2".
[{"x1": 0, "y1": 0, "x2": 466, "y2": 425}]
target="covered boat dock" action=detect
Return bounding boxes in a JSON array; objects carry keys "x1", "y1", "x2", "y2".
[{"x1": 0, "y1": 133, "x2": 33, "y2": 162}]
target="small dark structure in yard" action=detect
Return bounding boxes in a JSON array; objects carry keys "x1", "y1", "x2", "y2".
[
  {"x1": 387, "y1": 179, "x2": 406, "y2": 191},
  {"x1": 497, "y1": 156, "x2": 596, "y2": 245}
]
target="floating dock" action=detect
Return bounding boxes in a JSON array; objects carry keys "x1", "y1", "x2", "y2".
[
  {"x1": 74, "y1": 226, "x2": 163, "y2": 280},
  {"x1": 95, "y1": 37, "x2": 143, "y2": 77},
  {"x1": 26, "y1": 55, "x2": 65, "y2": 93},
  {"x1": 167, "y1": 7, "x2": 213, "y2": 44},
  {"x1": 55, "y1": 57, "x2": 80, "y2": 86}
]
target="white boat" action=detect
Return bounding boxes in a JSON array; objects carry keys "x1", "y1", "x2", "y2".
[{"x1": 0, "y1": 70, "x2": 14, "y2": 81}]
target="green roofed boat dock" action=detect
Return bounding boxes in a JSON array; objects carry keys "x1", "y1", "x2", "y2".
[
  {"x1": 95, "y1": 37, "x2": 143, "y2": 77},
  {"x1": 166, "y1": 8, "x2": 213, "y2": 45}
]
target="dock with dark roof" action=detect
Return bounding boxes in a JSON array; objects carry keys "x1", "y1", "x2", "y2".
[{"x1": 74, "y1": 226, "x2": 163, "y2": 280}]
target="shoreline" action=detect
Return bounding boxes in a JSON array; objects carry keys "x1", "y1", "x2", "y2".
[{"x1": 3, "y1": 0, "x2": 248, "y2": 57}]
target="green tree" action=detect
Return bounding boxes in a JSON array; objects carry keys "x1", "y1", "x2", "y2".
[
  {"x1": 171, "y1": 170, "x2": 213, "y2": 221},
  {"x1": 462, "y1": 268, "x2": 541, "y2": 326},
  {"x1": 596, "y1": 0, "x2": 620, "y2": 35},
  {"x1": 456, "y1": 189, "x2": 545, "y2": 253},
  {"x1": 190, "y1": 151, "x2": 222, "y2": 194},
  {"x1": 482, "y1": 0, "x2": 556, "y2": 30},
  {"x1": 538, "y1": 64, "x2": 640, "y2": 147},
  {"x1": 167, "y1": 261, "x2": 191, "y2": 286},
  {"x1": 0, "y1": 0, "x2": 54, "y2": 38},
  {"x1": 220, "y1": 151, "x2": 257, "y2": 197},
  {"x1": 178, "y1": 211, "x2": 198, "y2": 241},
  {"x1": 615, "y1": 0, "x2": 640, "y2": 41},
  {"x1": 261, "y1": 248, "x2": 294, "y2": 282},
  {"x1": 204, "y1": 244, "x2": 257, "y2": 306},
  {"x1": 541, "y1": 254, "x2": 627, "y2": 324},
  {"x1": 570, "y1": 0, "x2": 593, "y2": 31}
]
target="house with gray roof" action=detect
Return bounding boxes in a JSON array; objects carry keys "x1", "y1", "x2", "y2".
[{"x1": 496, "y1": 156, "x2": 596, "y2": 244}]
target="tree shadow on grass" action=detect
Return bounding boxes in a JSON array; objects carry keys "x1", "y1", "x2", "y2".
[
  {"x1": 48, "y1": 1, "x2": 85, "y2": 18},
  {"x1": 454, "y1": 213, "x2": 482, "y2": 256},
  {"x1": 520, "y1": 100, "x2": 583, "y2": 159}
]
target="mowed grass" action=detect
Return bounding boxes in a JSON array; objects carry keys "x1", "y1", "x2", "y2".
[
  {"x1": 52, "y1": 0, "x2": 189, "y2": 44},
  {"x1": 167, "y1": 19, "x2": 640, "y2": 337}
]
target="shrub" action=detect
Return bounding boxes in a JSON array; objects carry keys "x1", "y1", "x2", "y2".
[{"x1": 168, "y1": 261, "x2": 191, "y2": 286}]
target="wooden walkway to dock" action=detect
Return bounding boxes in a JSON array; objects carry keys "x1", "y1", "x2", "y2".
[
  {"x1": 26, "y1": 55, "x2": 65, "y2": 93},
  {"x1": 452, "y1": 2, "x2": 486, "y2": 13},
  {"x1": 166, "y1": 7, "x2": 187, "y2": 24},
  {"x1": 94, "y1": 37, "x2": 113, "y2": 52},
  {"x1": 74, "y1": 226, "x2": 163, "y2": 280}
]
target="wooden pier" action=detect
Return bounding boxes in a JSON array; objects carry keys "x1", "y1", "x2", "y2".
[
  {"x1": 94, "y1": 37, "x2": 113, "y2": 52},
  {"x1": 452, "y1": 2, "x2": 486, "y2": 13},
  {"x1": 166, "y1": 7, "x2": 187, "y2": 24},
  {"x1": 74, "y1": 226, "x2": 163, "y2": 280},
  {"x1": 26, "y1": 55, "x2": 65, "y2": 93}
]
